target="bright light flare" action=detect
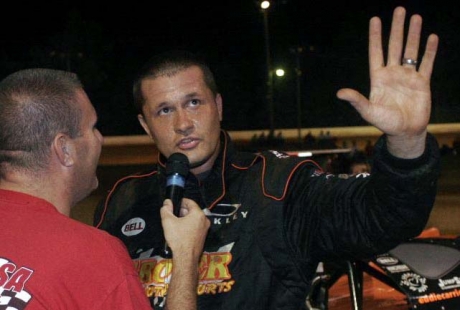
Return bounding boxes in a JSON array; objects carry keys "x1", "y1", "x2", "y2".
[
  {"x1": 275, "y1": 69, "x2": 285, "y2": 77},
  {"x1": 260, "y1": 1, "x2": 270, "y2": 10}
]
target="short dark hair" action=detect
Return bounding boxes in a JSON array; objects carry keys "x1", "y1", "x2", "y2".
[
  {"x1": 132, "y1": 50, "x2": 219, "y2": 114},
  {"x1": 0, "y1": 68, "x2": 83, "y2": 174}
]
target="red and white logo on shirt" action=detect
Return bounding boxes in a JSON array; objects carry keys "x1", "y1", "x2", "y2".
[{"x1": 0, "y1": 257, "x2": 34, "y2": 309}]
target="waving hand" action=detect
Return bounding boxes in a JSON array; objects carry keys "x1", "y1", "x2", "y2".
[{"x1": 337, "y1": 7, "x2": 439, "y2": 158}]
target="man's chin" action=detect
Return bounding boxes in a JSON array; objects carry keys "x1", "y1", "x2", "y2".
[{"x1": 189, "y1": 156, "x2": 210, "y2": 169}]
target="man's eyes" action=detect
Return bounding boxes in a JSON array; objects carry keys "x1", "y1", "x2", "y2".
[
  {"x1": 157, "y1": 100, "x2": 200, "y2": 115},
  {"x1": 158, "y1": 107, "x2": 172, "y2": 115}
]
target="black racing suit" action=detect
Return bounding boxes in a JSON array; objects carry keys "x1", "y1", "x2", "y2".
[{"x1": 93, "y1": 130, "x2": 440, "y2": 310}]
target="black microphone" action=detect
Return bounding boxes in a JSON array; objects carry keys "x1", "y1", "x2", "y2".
[
  {"x1": 165, "y1": 152, "x2": 190, "y2": 216},
  {"x1": 164, "y1": 152, "x2": 189, "y2": 258}
]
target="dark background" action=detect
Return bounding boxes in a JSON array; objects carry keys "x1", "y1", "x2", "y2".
[{"x1": 1, "y1": 0, "x2": 459, "y2": 136}]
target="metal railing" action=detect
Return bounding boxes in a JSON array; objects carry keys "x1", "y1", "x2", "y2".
[{"x1": 98, "y1": 123, "x2": 460, "y2": 166}]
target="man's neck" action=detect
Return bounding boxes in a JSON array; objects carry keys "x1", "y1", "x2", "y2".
[
  {"x1": 194, "y1": 170, "x2": 211, "y2": 182},
  {"x1": 0, "y1": 174, "x2": 71, "y2": 216}
]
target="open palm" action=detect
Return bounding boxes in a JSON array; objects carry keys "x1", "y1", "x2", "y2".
[{"x1": 337, "y1": 7, "x2": 438, "y2": 157}]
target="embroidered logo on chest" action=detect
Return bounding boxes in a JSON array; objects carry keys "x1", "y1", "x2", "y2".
[{"x1": 204, "y1": 203, "x2": 248, "y2": 225}]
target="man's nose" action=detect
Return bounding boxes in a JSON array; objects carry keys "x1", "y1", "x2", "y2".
[{"x1": 174, "y1": 109, "x2": 193, "y2": 134}]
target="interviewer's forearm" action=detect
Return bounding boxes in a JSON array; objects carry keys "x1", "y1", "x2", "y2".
[{"x1": 165, "y1": 251, "x2": 200, "y2": 310}]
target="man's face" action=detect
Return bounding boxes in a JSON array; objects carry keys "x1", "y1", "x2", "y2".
[
  {"x1": 138, "y1": 66, "x2": 223, "y2": 175},
  {"x1": 72, "y1": 90, "x2": 103, "y2": 203}
]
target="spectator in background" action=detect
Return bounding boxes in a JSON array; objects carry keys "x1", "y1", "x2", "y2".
[
  {"x1": 348, "y1": 151, "x2": 372, "y2": 175},
  {"x1": 304, "y1": 131, "x2": 317, "y2": 149}
]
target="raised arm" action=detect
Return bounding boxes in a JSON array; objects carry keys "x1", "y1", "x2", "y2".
[
  {"x1": 160, "y1": 198, "x2": 210, "y2": 310},
  {"x1": 337, "y1": 6, "x2": 439, "y2": 158}
]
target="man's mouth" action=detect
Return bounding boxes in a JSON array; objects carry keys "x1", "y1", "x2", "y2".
[{"x1": 178, "y1": 137, "x2": 199, "y2": 150}]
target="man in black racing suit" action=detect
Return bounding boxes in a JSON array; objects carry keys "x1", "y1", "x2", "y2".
[
  {"x1": 94, "y1": 130, "x2": 439, "y2": 309},
  {"x1": 94, "y1": 7, "x2": 440, "y2": 310}
]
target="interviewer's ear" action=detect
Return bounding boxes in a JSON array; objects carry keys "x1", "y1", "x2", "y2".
[{"x1": 53, "y1": 134, "x2": 75, "y2": 167}]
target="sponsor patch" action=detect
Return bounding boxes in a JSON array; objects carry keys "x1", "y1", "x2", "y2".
[
  {"x1": 376, "y1": 256, "x2": 399, "y2": 265},
  {"x1": 121, "y1": 217, "x2": 146, "y2": 236},
  {"x1": 400, "y1": 272, "x2": 428, "y2": 293},
  {"x1": 385, "y1": 264, "x2": 410, "y2": 273}
]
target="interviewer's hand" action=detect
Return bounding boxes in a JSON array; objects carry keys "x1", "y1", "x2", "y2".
[
  {"x1": 161, "y1": 198, "x2": 209, "y2": 310},
  {"x1": 161, "y1": 198, "x2": 210, "y2": 262}
]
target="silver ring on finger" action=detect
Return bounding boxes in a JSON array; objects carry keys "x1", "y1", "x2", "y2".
[{"x1": 402, "y1": 58, "x2": 418, "y2": 66}]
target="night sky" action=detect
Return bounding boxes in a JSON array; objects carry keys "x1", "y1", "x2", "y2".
[{"x1": 2, "y1": 0, "x2": 459, "y2": 136}]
